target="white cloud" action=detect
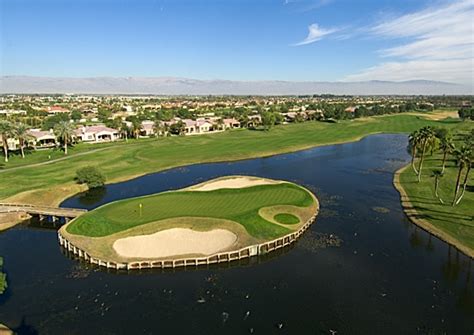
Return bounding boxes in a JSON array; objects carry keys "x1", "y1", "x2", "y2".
[
  {"x1": 345, "y1": 0, "x2": 474, "y2": 85},
  {"x1": 294, "y1": 23, "x2": 338, "y2": 46}
]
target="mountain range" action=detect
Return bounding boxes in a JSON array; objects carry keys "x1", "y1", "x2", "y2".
[{"x1": 0, "y1": 76, "x2": 471, "y2": 95}]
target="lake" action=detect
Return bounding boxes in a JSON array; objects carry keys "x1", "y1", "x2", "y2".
[{"x1": 0, "y1": 134, "x2": 472, "y2": 334}]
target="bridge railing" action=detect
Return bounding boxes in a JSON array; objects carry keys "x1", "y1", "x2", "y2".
[{"x1": 0, "y1": 203, "x2": 87, "y2": 213}]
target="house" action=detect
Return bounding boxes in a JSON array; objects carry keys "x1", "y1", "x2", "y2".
[
  {"x1": 181, "y1": 119, "x2": 214, "y2": 135},
  {"x1": 140, "y1": 120, "x2": 155, "y2": 137},
  {"x1": 0, "y1": 109, "x2": 27, "y2": 116},
  {"x1": 75, "y1": 125, "x2": 120, "y2": 142},
  {"x1": 47, "y1": 106, "x2": 70, "y2": 115},
  {"x1": 223, "y1": 118, "x2": 240, "y2": 129},
  {"x1": 27, "y1": 129, "x2": 57, "y2": 148},
  {"x1": 247, "y1": 114, "x2": 262, "y2": 128},
  {"x1": 195, "y1": 119, "x2": 213, "y2": 133}
]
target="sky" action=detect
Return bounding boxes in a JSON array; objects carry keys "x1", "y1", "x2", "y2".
[{"x1": 0, "y1": 0, "x2": 473, "y2": 84}]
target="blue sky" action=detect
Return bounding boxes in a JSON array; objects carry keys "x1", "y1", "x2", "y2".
[{"x1": 1, "y1": 0, "x2": 472, "y2": 84}]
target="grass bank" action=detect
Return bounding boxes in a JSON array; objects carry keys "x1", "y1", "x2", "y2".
[
  {"x1": 0, "y1": 113, "x2": 462, "y2": 205},
  {"x1": 395, "y1": 146, "x2": 474, "y2": 258}
]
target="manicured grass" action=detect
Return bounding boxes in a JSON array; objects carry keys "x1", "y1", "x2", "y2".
[
  {"x1": 0, "y1": 113, "x2": 464, "y2": 202},
  {"x1": 399, "y1": 133, "x2": 474, "y2": 253},
  {"x1": 67, "y1": 183, "x2": 315, "y2": 240},
  {"x1": 274, "y1": 213, "x2": 300, "y2": 225}
]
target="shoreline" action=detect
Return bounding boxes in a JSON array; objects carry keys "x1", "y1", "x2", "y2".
[
  {"x1": 393, "y1": 164, "x2": 473, "y2": 259},
  {"x1": 3, "y1": 131, "x2": 388, "y2": 208}
]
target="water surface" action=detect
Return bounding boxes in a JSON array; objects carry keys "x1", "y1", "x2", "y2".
[{"x1": 1, "y1": 134, "x2": 472, "y2": 334}]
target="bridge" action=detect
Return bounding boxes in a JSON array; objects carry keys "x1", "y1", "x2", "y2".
[{"x1": 0, "y1": 203, "x2": 87, "y2": 222}]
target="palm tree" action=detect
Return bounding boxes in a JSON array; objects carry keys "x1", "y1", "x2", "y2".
[
  {"x1": 215, "y1": 118, "x2": 225, "y2": 131},
  {"x1": 131, "y1": 120, "x2": 141, "y2": 139},
  {"x1": 0, "y1": 120, "x2": 14, "y2": 163},
  {"x1": 439, "y1": 136, "x2": 455, "y2": 173},
  {"x1": 417, "y1": 126, "x2": 436, "y2": 182},
  {"x1": 14, "y1": 123, "x2": 33, "y2": 158},
  {"x1": 54, "y1": 121, "x2": 76, "y2": 155},
  {"x1": 452, "y1": 146, "x2": 472, "y2": 206},
  {"x1": 431, "y1": 169, "x2": 444, "y2": 204},
  {"x1": 152, "y1": 121, "x2": 164, "y2": 137},
  {"x1": 119, "y1": 122, "x2": 129, "y2": 142},
  {"x1": 408, "y1": 130, "x2": 421, "y2": 174}
]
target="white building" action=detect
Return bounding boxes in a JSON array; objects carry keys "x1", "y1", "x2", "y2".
[{"x1": 75, "y1": 125, "x2": 120, "y2": 142}]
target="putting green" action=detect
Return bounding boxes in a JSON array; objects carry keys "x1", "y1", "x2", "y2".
[
  {"x1": 66, "y1": 176, "x2": 317, "y2": 241},
  {"x1": 274, "y1": 213, "x2": 300, "y2": 225}
]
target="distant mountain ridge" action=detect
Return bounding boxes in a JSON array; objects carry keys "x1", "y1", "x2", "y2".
[{"x1": 0, "y1": 76, "x2": 471, "y2": 95}]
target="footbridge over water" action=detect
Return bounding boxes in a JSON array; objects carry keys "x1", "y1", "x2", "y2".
[{"x1": 0, "y1": 203, "x2": 87, "y2": 222}]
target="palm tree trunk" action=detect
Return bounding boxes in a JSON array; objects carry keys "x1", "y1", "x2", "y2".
[
  {"x1": 20, "y1": 140, "x2": 25, "y2": 158},
  {"x1": 417, "y1": 140, "x2": 427, "y2": 182},
  {"x1": 411, "y1": 147, "x2": 419, "y2": 174},
  {"x1": 2, "y1": 142, "x2": 8, "y2": 163},
  {"x1": 441, "y1": 151, "x2": 447, "y2": 173},
  {"x1": 64, "y1": 137, "x2": 68, "y2": 155},
  {"x1": 452, "y1": 165, "x2": 463, "y2": 206},
  {"x1": 434, "y1": 177, "x2": 444, "y2": 204},
  {"x1": 455, "y1": 165, "x2": 471, "y2": 205}
]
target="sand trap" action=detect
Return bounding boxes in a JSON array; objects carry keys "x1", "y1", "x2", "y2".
[
  {"x1": 189, "y1": 176, "x2": 280, "y2": 191},
  {"x1": 113, "y1": 228, "x2": 237, "y2": 258}
]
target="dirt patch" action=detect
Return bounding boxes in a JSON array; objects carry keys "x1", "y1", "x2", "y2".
[{"x1": 0, "y1": 212, "x2": 30, "y2": 231}]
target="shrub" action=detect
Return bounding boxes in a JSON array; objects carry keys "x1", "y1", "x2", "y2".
[{"x1": 76, "y1": 166, "x2": 106, "y2": 189}]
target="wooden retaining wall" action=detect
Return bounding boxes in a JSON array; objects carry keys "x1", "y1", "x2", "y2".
[{"x1": 57, "y1": 213, "x2": 317, "y2": 271}]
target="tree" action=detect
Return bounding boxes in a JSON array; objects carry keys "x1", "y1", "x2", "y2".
[
  {"x1": 0, "y1": 120, "x2": 14, "y2": 163},
  {"x1": 42, "y1": 113, "x2": 70, "y2": 131},
  {"x1": 75, "y1": 166, "x2": 106, "y2": 189},
  {"x1": 408, "y1": 130, "x2": 421, "y2": 174},
  {"x1": 130, "y1": 120, "x2": 141, "y2": 139},
  {"x1": 261, "y1": 112, "x2": 276, "y2": 131},
  {"x1": 169, "y1": 121, "x2": 185, "y2": 135},
  {"x1": 431, "y1": 170, "x2": 444, "y2": 204},
  {"x1": 417, "y1": 126, "x2": 436, "y2": 182},
  {"x1": 54, "y1": 121, "x2": 75, "y2": 155},
  {"x1": 438, "y1": 136, "x2": 455, "y2": 173},
  {"x1": 71, "y1": 110, "x2": 82, "y2": 121},
  {"x1": 14, "y1": 123, "x2": 33, "y2": 159},
  {"x1": 215, "y1": 118, "x2": 225, "y2": 131},
  {"x1": 119, "y1": 122, "x2": 129, "y2": 142},
  {"x1": 452, "y1": 146, "x2": 472, "y2": 206}
]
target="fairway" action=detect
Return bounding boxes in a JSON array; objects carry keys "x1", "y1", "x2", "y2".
[
  {"x1": 0, "y1": 113, "x2": 463, "y2": 206},
  {"x1": 60, "y1": 176, "x2": 318, "y2": 263}
]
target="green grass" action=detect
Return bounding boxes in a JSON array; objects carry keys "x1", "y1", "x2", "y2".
[
  {"x1": 399, "y1": 135, "x2": 474, "y2": 252},
  {"x1": 67, "y1": 183, "x2": 315, "y2": 240},
  {"x1": 0, "y1": 113, "x2": 464, "y2": 201},
  {"x1": 274, "y1": 213, "x2": 300, "y2": 224}
]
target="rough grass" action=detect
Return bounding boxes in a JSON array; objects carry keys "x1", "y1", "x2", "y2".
[
  {"x1": 274, "y1": 213, "x2": 300, "y2": 225},
  {"x1": 0, "y1": 113, "x2": 462, "y2": 202},
  {"x1": 66, "y1": 182, "x2": 315, "y2": 240},
  {"x1": 399, "y1": 133, "x2": 474, "y2": 253}
]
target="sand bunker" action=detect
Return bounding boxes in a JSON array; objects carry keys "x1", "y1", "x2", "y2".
[
  {"x1": 190, "y1": 176, "x2": 280, "y2": 191},
  {"x1": 113, "y1": 228, "x2": 237, "y2": 258}
]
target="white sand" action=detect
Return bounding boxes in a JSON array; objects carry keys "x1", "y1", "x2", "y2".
[
  {"x1": 113, "y1": 228, "x2": 237, "y2": 258},
  {"x1": 190, "y1": 176, "x2": 280, "y2": 191}
]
